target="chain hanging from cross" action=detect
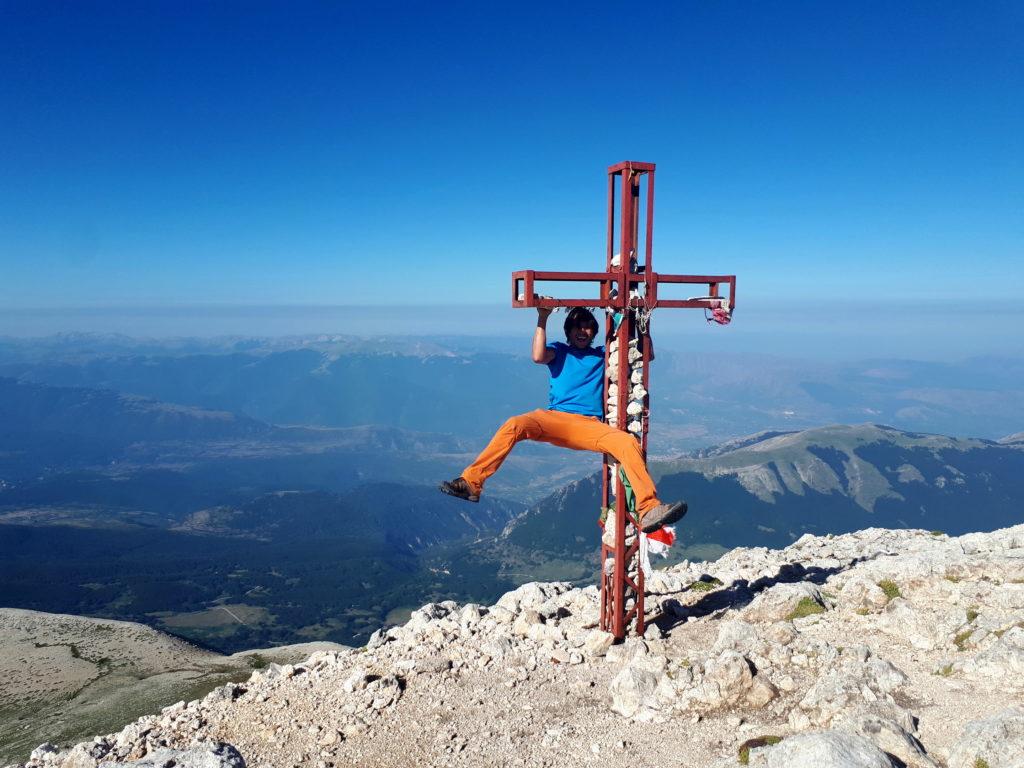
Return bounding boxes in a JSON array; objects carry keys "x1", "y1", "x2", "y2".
[{"x1": 512, "y1": 161, "x2": 737, "y2": 640}]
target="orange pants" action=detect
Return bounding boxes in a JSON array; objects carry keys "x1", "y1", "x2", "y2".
[{"x1": 461, "y1": 409, "x2": 662, "y2": 514}]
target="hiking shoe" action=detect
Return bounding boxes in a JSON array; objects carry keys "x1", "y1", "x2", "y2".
[
  {"x1": 639, "y1": 501, "x2": 687, "y2": 533},
  {"x1": 439, "y1": 477, "x2": 480, "y2": 503}
]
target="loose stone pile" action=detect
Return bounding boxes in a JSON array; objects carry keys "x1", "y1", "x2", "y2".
[{"x1": 11, "y1": 524, "x2": 1024, "y2": 768}]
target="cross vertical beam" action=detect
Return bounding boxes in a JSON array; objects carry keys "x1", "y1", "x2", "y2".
[{"x1": 512, "y1": 161, "x2": 736, "y2": 640}]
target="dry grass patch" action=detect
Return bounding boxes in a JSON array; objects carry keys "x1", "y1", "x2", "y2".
[
  {"x1": 877, "y1": 579, "x2": 901, "y2": 600},
  {"x1": 738, "y1": 735, "x2": 783, "y2": 765},
  {"x1": 786, "y1": 597, "x2": 825, "y2": 620},
  {"x1": 687, "y1": 577, "x2": 724, "y2": 592}
]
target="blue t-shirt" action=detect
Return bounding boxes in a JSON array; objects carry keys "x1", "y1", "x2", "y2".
[{"x1": 546, "y1": 342, "x2": 605, "y2": 417}]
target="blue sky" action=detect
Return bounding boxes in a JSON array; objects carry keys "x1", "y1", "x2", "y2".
[{"x1": 1, "y1": 1, "x2": 1021, "y2": 312}]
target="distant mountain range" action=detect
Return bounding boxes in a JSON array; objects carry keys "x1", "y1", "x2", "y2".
[
  {"x1": 504, "y1": 424, "x2": 1024, "y2": 556},
  {"x1": 0, "y1": 346, "x2": 545, "y2": 439},
  {"x1": 3, "y1": 333, "x2": 1023, "y2": 451},
  {"x1": 0, "y1": 375, "x2": 271, "y2": 443},
  {"x1": 0, "y1": 376, "x2": 585, "y2": 504}
]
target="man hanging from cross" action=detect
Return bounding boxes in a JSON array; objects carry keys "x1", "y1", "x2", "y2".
[{"x1": 439, "y1": 304, "x2": 687, "y2": 534}]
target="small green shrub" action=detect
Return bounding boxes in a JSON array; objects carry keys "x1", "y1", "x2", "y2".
[
  {"x1": 974, "y1": 758, "x2": 990, "y2": 768},
  {"x1": 945, "y1": 574, "x2": 962, "y2": 583},
  {"x1": 934, "y1": 664, "x2": 953, "y2": 677},
  {"x1": 738, "y1": 735, "x2": 783, "y2": 765},
  {"x1": 929, "y1": 530, "x2": 945, "y2": 537},
  {"x1": 246, "y1": 653, "x2": 270, "y2": 669},
  {"x1": 877, "y1": 579, "x2": 901, "y2": 600},
  {"x1": 966, "y1": 608, "x2": 979, "y2": 623},
  {"x1": 954, "y1": 630, "x2": 972, "y2": 651},
  {"x1": 786, "y1": 597, "x2": 825, "y2": 620},
  {"x1": 687, "y1": 577, "x2": 724, "y2": 592},
  {"x1": 855, "y1": 607, "x2": 871, "y2": 616}
]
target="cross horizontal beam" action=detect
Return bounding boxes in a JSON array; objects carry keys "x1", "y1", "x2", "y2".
[
  {"x1": 511, "y1": 269, "x2": 736, "y2": 311},
  {"x1": 607, "y1": 160, "x2": 656, "y2": 173}
]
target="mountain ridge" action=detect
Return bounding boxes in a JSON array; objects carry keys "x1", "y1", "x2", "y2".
[{"x1": 504, "y1": 423, "x2": 1024, "y2": 557}]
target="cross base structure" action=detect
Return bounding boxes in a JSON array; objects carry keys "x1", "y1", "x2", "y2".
[{"x1": 512, "y1": 161, "x2": 737, "y2": 640}]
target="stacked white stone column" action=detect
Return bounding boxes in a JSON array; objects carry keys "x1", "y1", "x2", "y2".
[{"x1": 604, "y1": 325, "x2": 648, "y2": 618}]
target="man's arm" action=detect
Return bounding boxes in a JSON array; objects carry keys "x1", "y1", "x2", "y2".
[{"x1": 532, "y1": 307, "x2": 556, "y2": 364}]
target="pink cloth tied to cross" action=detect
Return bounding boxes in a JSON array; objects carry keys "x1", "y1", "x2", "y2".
[{"x1": 707, "y1": 298, "x2": 732, "y2": 325}]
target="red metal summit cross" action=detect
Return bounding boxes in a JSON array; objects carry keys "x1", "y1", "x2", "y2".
[{"x1": 511, "y1": 161, "x2": 737, "y2": 640}]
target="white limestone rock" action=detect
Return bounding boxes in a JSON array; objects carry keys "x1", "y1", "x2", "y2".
[
  {"x1": 608, "y1": 655, "x2": 667, "y2": 720},
  {"x1": 671, "y1": 649, "x2": 777, "y2": 712},
  {"x1": 713, "y1": 619, "x2": 762, "y2": 656},
  {"x1": 495, "y1": 582, "x2": 572, "y2": 615},
  {"x1": 511, "y1": 609, "x2": 544, "y2": 638},
  {"x1": 839, "y1": 576, "x2": 891, "y2": 611},
  {"x1": 834, "y1": 707, "x2": 938, "y2": 768},
  {"x1": 744, "y1": 581, "x2": 830, "y2": 623},
  {"x1": 765, "y1": 731, "x2": 897, "y2": 768},
  {"x1": 791, "y1": 652, "x2": 909, "y2": 729},
  {"x1": 958, "y1": 625, "x2": 1024, "y2": 678},
  {"x1": 98, "y1": 743, "x2": 245, "y2": 768},
  {"x1": 947, "y1": 707, "x2": 1024, "y2": 768},
  {"x1": 582, "y1": 630, "x2": 615, "y2": 658},
  {"x1": 878, "y1": 597, "x2": 962, "y2": 651}
]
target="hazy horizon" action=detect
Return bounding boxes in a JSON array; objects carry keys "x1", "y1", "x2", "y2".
[{"x1": 3, "y1": 299, "x2": 1023, "y2": 362}]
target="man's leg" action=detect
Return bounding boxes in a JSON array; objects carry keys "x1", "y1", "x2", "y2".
[
  {"x1": 460, "y1": 410, "x2": 547, "y2": 495},
  {"x1": 533, "y1": 412, "x2": 663, "y2": 515},
  {"x1": 593, "y1": 429, "x2": 661, "y2": 515}
]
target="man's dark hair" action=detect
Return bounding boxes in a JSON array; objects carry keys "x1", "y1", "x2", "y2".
[{"x1": 563, "y1": 307, "x2": 600, "y2": 340}]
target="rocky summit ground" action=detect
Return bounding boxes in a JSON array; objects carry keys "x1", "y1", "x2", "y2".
[
  {"x1": 10, "y1": 524, "x2": 1024, "y2": 768},
  {"x1": 0, "y1": 609, "x2": 341, "y2": 765}
]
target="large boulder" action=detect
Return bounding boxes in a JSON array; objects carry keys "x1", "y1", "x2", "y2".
[
  {"x1": 674, "y1": 649, "x2": 777, "y2": 712},
  {"x1": 713, "y1": 619, "x2": 761, "y2": 655},
  {"x1": 958, "y1": 625, "x2": 1024, "y2": 678},
  {"x1": 405, "y1": 601, "x2": 458, "y2": 631},
  {"x1": 494, "y1": 582, "x2": 572, "y2": 615},
  {"x1": 947, "y1": 707, "x2": 1024, "y2": 768},
  {"x1": 765, "y1": 731, "x2": 896, "y2": 768},
  {"x1": 608, "y1": 647, "x2": 669, "y2": 720},
  {"x1": 877, "y1": 598, "x2": 963, "y2": 651},
  {"x1": 791, "y1": 652, "x2": 909, "y2": 729},
  {"x1": 834, "y1": 706, "x2": 938, "y2": 768},
  {"x1": 839, "y1": 576, "x2": 890, "y2": 611},
  {"x1": 744, "y1": 582, "x2": 829, "y2": 623}
]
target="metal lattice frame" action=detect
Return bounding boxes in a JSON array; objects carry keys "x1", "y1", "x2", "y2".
[{"x1": 512, "y1": 161, "x2": 736, "y2": 640}]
